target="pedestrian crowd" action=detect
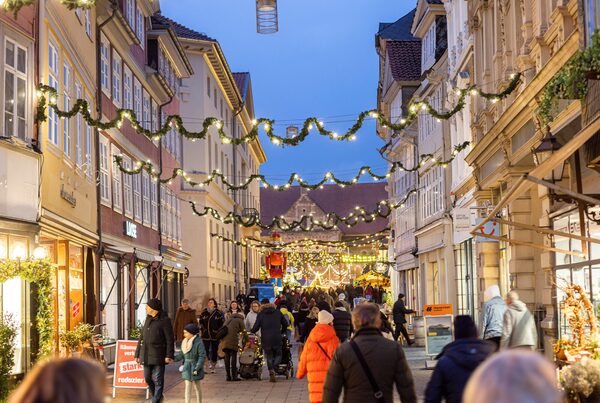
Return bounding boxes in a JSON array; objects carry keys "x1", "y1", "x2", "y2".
[{"x1": 7, "y1": 284, "x2": 564, "y2": 403}]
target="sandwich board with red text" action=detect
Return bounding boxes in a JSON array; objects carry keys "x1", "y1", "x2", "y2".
[{"x1": 112, "y1": 340, "x2": 149, "y2": 399}]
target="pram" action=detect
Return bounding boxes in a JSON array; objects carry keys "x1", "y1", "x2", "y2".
[
  {"x1": 238, "y1": 333, "x2": 264, "y2": 380},
  {"x1": 273, "y1": 335, "x2": 294, "y2": 379}
]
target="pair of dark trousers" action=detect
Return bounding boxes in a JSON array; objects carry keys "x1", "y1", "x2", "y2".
[
  {"x1": 203, "y1": 339, "x2": 219, "y2": 363},
  {"x1": 393, "y1": 321, "x2": 411, "y2": 344},
  {"x1": 263, "y1": 346, "x2": 282, "y2": 371},
  {"x1": 487, "y1": 336, "x2": 501, "y2": 352},
  {"x1": 143, "y1": 364, "x2": 165, "y2": 403},
  {"x1": 224, "y1": 348, "x2": 238, "y2": 379}
]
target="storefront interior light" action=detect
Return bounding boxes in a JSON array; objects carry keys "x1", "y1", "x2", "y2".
[
  {"x1": 0, "y1": 242, "x2": 6, "y2": 260},
  {"x1": 10, "y1": 243, "x2": 27, "y2": 260},
  {"x1": 33, "y1": 246, "x2": 48, "y2": 260}
]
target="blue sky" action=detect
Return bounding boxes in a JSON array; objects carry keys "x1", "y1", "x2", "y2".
[{"x1": 161, "y1": 1, "x2": 414, "y2": 182}]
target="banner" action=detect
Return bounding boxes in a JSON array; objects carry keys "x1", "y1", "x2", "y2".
[{"x1": 112, "y1": 340, "x2": 147, "y2": 398}]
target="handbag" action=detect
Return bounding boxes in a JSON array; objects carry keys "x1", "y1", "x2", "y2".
[
  {"x1": 215, "y1": 325, "x2": 228, "y2": 340},
  {"x1": 349, "y1": 340, "x2": 385, "y2": 403}
]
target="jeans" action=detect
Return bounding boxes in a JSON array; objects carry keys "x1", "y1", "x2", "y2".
[
  {"x1": 203, "y1": 339, "x2": 219, "y2": 363},
  {"x1": 264, "y1": 346, "x2": 282, "y2": 371},
  {"x1": 393, "y1": 322, "x2": 412, "y2": 344},
  {"x1": 286, "y1": 329, "x2": 292, "y2": 342},
  {"x1": 143, "y1": 364, "x2": 165, "y2": 403},
  {"x1": 184, "y1": 380, "x2": 201, "y2": 403},
  {"x1": 224, "y1": 348, "x2": 238, "y2": 379}
]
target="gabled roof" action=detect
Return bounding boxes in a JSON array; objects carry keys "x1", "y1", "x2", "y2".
[
  {"x1": 377, "y1": 9, "x2": 418, "y2": 41},
  {"x1": 232, "y1": 72, "x2": 250, "y2": 101},
  {"x1": 260, "y1": 183, "x2": 389, "y2": 235},
  {"x1": 152, "y1": 14, "x2": 216, "y2": 42},
  {"x1": 387, "y1": 41, "x2": 422, "y2": 81}
]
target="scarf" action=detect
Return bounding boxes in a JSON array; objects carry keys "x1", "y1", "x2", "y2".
[{"x1": 181, "y1": 335, "x2": 196, "y2": 354}]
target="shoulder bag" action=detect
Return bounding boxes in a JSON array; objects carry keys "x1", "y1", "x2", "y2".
[{"x1": 349, "y1": 340, "x2": 385, "y2": 403}]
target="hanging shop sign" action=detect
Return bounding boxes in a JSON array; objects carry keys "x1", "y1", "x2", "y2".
[
  {"x1": 112, "y1": 340, "x2": 148, "y2": 399},
  {"x1": 124, "y1": 221, "x2": 138, "y2": 239},
  {"x1": 474, "y1": 218, "x2": 500, "y2": 242},
  {"x1": 453, "y1": 207, "x2": 475, "y2": 244},
  {"x1": 423, "y1": 304, "x2": 453, "y2": 357},
  {"x1": 341, "y1": 254, "x2": 379, "y2": 264}
]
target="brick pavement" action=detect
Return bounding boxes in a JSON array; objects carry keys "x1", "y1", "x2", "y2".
[{"x1": 107, "y1": 344, "x2": 432, "y2": 402}]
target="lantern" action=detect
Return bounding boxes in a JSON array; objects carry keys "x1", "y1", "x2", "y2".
[
  {"x1": 256, "y1": 0, "x2": 278, "y2": 34},
  {"x1": 532, "y1": 126, "x2": 564, "y2": 182}
]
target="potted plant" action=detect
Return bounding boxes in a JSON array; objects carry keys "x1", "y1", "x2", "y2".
[
  {"x1": 59, "y1": 323, "x2": 94, "y2": 357},
  {"x1": 129, "y1": 322, "x2": 142, "y2": 340},
  {"x1": 0, "y1": 314, "x2": 17, "y2": 401}
]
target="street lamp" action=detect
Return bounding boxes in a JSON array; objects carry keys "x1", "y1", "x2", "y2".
[
  {"x1": 256, "y1": 0, "x2": 278, "y2": 34},
  {"x1": 532, "y1": 126, "x2": 565, "y2": 182},
  {"x1": 286, "y1": 126, "x2": 298, "y2": 138}
]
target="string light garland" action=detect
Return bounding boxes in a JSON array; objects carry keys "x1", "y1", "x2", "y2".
[
  {"x1": 1, "y1": 0, "x2": 94, "y2": 17},
  {"x1": 378, "y1": 72, "x2": 522, "y2": 155},
  {"x1": 190, "y1": 189, "x2": 416, "y2": 232},
  {"x1": 36, "y1": 74, "x2": 520, "y2": 149},
  {"x1": 113, "y1": 141, "x2": 470, "y2": 192}
]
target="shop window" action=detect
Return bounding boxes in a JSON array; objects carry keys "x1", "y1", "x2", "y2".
[
  {"x1": 101, "y1": 259, "x2": 119, "y2": 341},
  {"x1": 135, "y1": 265, "x2": 149, "y2": 326}
]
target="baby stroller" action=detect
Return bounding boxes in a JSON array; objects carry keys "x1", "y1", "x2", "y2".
[
  {"x1": 238, "y1": 333, "x2": 264, "y2": 380},
  {"x1": 274, "y1": 335, "x2": 294, "y2": 379}
]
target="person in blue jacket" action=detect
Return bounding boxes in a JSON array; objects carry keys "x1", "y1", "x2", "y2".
[
  {"x1": 424, "y1": 315, "x2": 494, "y2": 403},
  {"x1": 175, "y1": 323, "x2": 206, "y2": 403},
  {"x1": 480, "y1": 285, "x2": 506, "y2": 351}
]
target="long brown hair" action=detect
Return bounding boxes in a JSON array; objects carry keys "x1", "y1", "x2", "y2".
[{"x1": 8, "y1": 358, "x2": 106, "y2": 403}]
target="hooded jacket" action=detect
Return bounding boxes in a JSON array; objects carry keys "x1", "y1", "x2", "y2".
[
  {"x1": 222, "y1": 312, "x2": 245, "y2": 351},
  {"x1": 501, "y1": 299, "x2": 538, "y2": 349},
  {"x1": 251, "y1": 304, "x2": 288, "y2": 349},
  {"x1": 280, "y1": 306, "x2": 295, "y2": 331},
  {"x1": 424, "y1": 338, "x2": 494, "y2": 403},
  {"x1": 297, "y1": 324, "x2": 340, "y2": 403},
  {"x1": 174, "y1": 335, "x2": 206, "y2": 381},
  {"x1": 322, "y1": 327, "x2": 416, "y2": 403},
  {"x1": 480, "y1": 285, "x2": 506, "y2": 339}
]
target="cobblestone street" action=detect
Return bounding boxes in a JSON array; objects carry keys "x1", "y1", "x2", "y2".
[{"x1": 108, "y1": 345, "x2": 432, "y2": 402}]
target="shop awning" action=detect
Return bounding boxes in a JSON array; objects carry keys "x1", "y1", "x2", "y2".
[{"x1": 471, "y1": 114, "x2": 600, "y2": 252}]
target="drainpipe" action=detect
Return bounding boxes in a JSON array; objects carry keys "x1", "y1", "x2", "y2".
[{"x1": 94, "y1": 0, "x2": 118, "y2": 324}]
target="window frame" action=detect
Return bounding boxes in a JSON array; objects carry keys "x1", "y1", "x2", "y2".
[
  {"x1": 4, "y1": 37, "x2": 29, "y2": 141},
  {"x1": 123, "y1": 65, "x2": 132, "y2": 110},
  {"x1": 100, "y1": 35, "x2": 110, "y2": 95},
  {"x1": 47, "y1": 41, "x2": 59, "y2": 146},
  {"x1": 142, "y1": 170, "x2": 150, "y2": 226},
  {"x1": 135, "y1": 7, "x2": 145, "y2": 48},
  {"x1": 62, "y1": 61, "x2": 72, "y2": 159},
  {"x1": 111, "y1": 144, "x2": 122, "y2": 212},
  {"x1": 112, "y1": 49, "x2": 122, "y2": 106},
  {"x1": 74, "y1": 82, "x2": 83, "y2": 166},
  {"x1": 99, "y1": 135, "x2": 111, "y2": 205}
]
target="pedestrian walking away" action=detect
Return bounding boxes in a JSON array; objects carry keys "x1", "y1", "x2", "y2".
[
  {"x1": 173, "y1": 299, "x2": 198, "y2": 347},
  {"x1": 174, "y1": 324, "x2": 206, "y2": 403},
  {"x1": 392, "y1": 293, "x2": 415, "y2": 345},
  {"x1": 222, "y1": 312, "x2": 245, "y2": 381},
  {"x1": 338, "y1": 293, "x2": 351, "y2": 312},
  {"x1": 251, "y1": 299, "x2": 288, "y2": 382},
  {"x1": 134, "y1": 298, "x2": 175, "y2": 403},
  {"x1": 298, "y1": 310, "x2": 340, "y2": 403},
  {"x1": 303, "y1": 306, "x2": 320, "y2": 343},
  {"x1": 279, "y1": 304, "x2": 295, "y2": 342},
  {"x1": 424, "y1": 315, "x2": 494, "y2": 403},
  {"x1": 463, "y1": 350, "x2": 563, "y2": 403},
  {"x1": 480, "y1": 285, "x2": 506, "y2": 351},
  {"x1": 332, "y1": 301, "x2": 352, "y2": 342},
  {"x1": 8, "y1": 358, "x2": 106, "y2": 403},
  {"x1": 500, "y1": 291, "x2": 538, "y2": 350},
  {"x1": 198, "y1": 298, "x2": 225, "y2": 373},
  {"x1": 322, "y1": 302, "x2": 417, "y2": 403}
]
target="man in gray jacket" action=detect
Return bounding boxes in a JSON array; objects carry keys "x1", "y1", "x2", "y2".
[
  {"x1": 501, "y1": 291, "x2": 538, "y2": 350},
  {"x1": 322, "y1": 303, "x2": 416, "y2": 403},
  {"x1": 480, "y1": 285, "x2": 506, "y2": 351}
]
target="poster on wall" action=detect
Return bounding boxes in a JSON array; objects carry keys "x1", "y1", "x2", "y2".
[
  {"x1": 112, "y1": 340, "x2": 148, "y2": 399},
  {"x1": 423, "y1": 304, "x2": 454, "y2": 357}
]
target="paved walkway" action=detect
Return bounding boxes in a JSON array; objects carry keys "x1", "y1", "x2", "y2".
[{"x1": 107, "y1": 344, "x2": 432, "y2": 402}]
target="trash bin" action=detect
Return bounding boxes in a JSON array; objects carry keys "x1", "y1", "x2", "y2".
[{"x1": 413, "y1": 316, "x2": 425, "y2": 347}]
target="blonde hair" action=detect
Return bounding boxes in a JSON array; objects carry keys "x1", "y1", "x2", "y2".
[
  {"x1": 8, "y1": 358, "x2": 105, "y2": 403},
  {"x1": 463, "y1": 350, "x2": 562, "y2": 403}
]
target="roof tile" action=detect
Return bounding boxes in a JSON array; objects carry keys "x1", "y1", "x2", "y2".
[
  {"x1": 152, "y1": 14, "x2": 216, "y2": 42},
  {"x1": 387, "y1": 41, "x2": 422, "y2": 81}
]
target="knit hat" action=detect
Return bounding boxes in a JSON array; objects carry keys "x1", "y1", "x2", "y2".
[
  {"x1": 184, "y1": 323, "x2": 199, "y2": 335},
  {"x1": 317, "y1": 310, "x2": 334, "y2": 325},
  {"x1": 147, "y1": 298, "x2": 162, "y2": 311},
  {"x1": 338, "y1": 293, "x2": 346, "y2": 301}
]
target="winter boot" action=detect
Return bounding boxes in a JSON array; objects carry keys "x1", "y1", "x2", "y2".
[
  {"x1": 232, "y1": 366, "x2": 241, "y2": 381},
  {"x1": 269, "y1": 370, "x2": 276, "y2": 383}
]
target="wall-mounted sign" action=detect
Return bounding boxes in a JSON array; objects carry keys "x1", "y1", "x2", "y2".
[
  {"x1": 124, "y1": 221, "x2": 137, "y2": 239},
  {"x1": 60, "y1": 184, "x2": 77, "y2": 207}
]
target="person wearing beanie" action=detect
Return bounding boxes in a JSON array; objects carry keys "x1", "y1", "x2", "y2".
[
  {"x1": 337, "y1": 293, "x2": 351, "y2": 312},
  {"x1": 134, "y1": 298, "x2": 175, "y2": 403},
  {"x1": 424, "y1": 315, "x2": 494, "y2": 403},
  {"x1": 298, "y1": 309, "x2": 339, "y2": 403},
  {"x1": 175, "y1": 323, "x2": 206, "y2": 403}
]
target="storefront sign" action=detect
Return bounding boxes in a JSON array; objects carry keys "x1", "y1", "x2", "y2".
[
  {"x1": 424, "y1": 314, "x2": 453, "y2": 356},
  {"x1": 474, "y1": 218, "x2": 501, "y2": 242},
  {"x1": 60, "y1": 184, "x2": 77, "y2": 207},
  {"x1": 112, "y1": 340, "x2": 148, "y2": 398},
  {"x1": 124, "y1": 221, "x2": 138, "y2": 239},
  {"x1": 71, "y1": 301, "x2": 80, "y2": 319},
  {"x1": 453, "y1": 208, "x2": 474, "y2": 244},
  {"x1": 423, "y1": 304, "x2": 453, "y2": 316}
]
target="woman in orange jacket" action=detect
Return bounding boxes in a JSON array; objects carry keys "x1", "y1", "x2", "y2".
[{"x1": 297, "y1": 310, "x2": 340, "y2": 403}]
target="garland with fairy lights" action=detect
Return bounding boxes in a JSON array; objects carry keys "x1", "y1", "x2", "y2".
[
  {"x1": 210, "y1": 230, "x2": 390, "y2": 250},
  {"x1": 191, "y1": 189, "x2": 415, "y2": 231},
  {"x1": 1, "y1": 0, "x2": 94, "y2": 17},
  {"x1": 113, "y1": 141, "x2": 470, "y2": 191},
  {"x1": 36, "y1": 73, "x2": 521, "y2": 148}
]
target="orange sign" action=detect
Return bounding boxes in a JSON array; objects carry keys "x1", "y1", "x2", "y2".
[
  {"x1": 113, "y1": 340, "x2": 147, "y2": 391},
  {"x1": 423, "y1": 304, "x2": 453, "y2": 316}
]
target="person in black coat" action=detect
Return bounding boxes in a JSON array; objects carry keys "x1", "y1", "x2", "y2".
[
  {"x1": 251, "y1": 300, "x2": 288, "y2": 382},
  {"x1": 134, "y1": 298, "x2": 174, "y2": 403},
  {"x1": 332, "y1": 301, "x2": 353, "y2": 342},
  {"x1": 424, "y1": 315, "x2": 494, "y2": 403},
  {"x1": 198, "y1": 298, "x2": 225, "y2": 372},
  {"x1": 392, "y1": 293, "x2": 415, "y2": 345}
]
